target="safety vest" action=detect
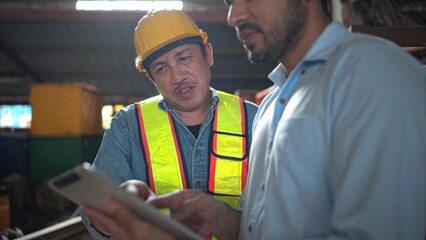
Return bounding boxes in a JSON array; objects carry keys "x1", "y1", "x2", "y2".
[{"x1": 136, "y1": 91, "x2": 248, "y2": 208}]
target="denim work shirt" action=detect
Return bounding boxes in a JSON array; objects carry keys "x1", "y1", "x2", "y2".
[{"x1": 80, "y1": 89, "x2": 258, "y2": 240}]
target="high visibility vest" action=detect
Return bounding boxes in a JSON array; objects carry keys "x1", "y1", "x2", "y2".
[{"x1": 136, "y1": 91, "x2": 248, "y2": 208}]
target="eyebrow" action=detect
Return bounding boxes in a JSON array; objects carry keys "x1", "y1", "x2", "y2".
[
  {"x1": 150, "y1": 46, "x2": 194, "y2": 68},
  {"x1": 174, "y1": 46, "x2": 192, "y2": 57}
]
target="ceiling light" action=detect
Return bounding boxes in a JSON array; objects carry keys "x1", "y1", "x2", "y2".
[{"x1": 76, "y1": 1, "x2": 183, "y2": 11}]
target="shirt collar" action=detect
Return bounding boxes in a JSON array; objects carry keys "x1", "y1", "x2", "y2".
[
  {"x1": 303, "y1": 21, "x2": 348, "y2": 62},
  {"x1": 268, "y1": 21, "x2": 348, "y2": 86},
  {"x1": 268, "y1": 64, "x2": 287, "y2": 88}
]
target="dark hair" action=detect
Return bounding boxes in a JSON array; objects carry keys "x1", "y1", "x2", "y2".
[{"x1": 320, "y1": 0, "x2": 331, "y2": 19}]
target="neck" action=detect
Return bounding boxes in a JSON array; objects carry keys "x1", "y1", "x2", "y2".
[
  {"x1": 174, "y1": 93, "x2": 211, "y2": 126},
  {"x1": 281, "y1": 12, "x2": 331, "y2": 74},
  {"x1": 177, "y1": 105, "x2": 210, "y2": 126}
]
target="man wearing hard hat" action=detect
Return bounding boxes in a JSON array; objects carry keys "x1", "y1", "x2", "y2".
[{"x1": 80, "y1": 9, "x2": 258, "y2": 239}]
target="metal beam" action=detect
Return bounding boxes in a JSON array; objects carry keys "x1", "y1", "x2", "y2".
[
  {"x1": 10, "y1": 46, "x2": 247, "y2": 56},
  {"x1": 0, "y1": 39, "x2": 45, "y2": 83},
  {"x1": 0, "y1": 8, "x2": 228, "y2": 24}
]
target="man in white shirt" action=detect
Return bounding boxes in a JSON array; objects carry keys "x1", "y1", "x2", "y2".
[{"x1": 84, "y1": 0, "x2": 425, "y2": 239}]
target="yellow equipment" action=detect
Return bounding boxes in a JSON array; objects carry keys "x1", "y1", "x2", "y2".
[{"x1": 134, "y1": 9, "x2": 208, "y2": 72}]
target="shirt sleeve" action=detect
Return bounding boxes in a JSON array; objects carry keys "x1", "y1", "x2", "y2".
[
  {"x1": 328, "y1": 42, "x2": 425, "y2": 239},
  {"x1": 79, "y1": 106, "x2": 142, "y2": 239}
]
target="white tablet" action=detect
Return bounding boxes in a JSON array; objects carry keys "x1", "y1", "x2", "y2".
[{"x1": 48, "y1": 162, "x2": 203, "y2": 240}]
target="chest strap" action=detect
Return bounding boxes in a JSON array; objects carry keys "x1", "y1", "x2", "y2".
[
  {"x1": 208, "y1": 91, "x2": 248, "y2": 197},
  {"x1": 136, "y1": 95, "x2": 187, "y2": 195}
]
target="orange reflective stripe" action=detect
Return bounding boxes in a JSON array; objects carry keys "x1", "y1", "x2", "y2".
[
  {"x1": 136, "y1": 101, "x2": 155, "y2": 192},
  {"x1": 137, "y1": 96, "x2": 187, "y2": 195}
]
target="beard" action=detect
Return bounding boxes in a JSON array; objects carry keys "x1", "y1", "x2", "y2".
[{"x1": 244, "y1": 0, "x2": 306, "y2": 64}]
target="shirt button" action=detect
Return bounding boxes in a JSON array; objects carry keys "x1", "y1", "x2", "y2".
[
  {"x1": 301, "y1": 69, "x2": 306, "y2": 74},
  {"x1": 248, "y1": 224, "x2": 252, "y2": 232},
  {"x1": 195, "y1": 181, "x2": 201, "y2": 187},
  {"x1": 279, "y1": 98, "x2": 286, "y2": 104},
  {"x1": 261, "y1": 184, "x2": 265, "y2": 191}
]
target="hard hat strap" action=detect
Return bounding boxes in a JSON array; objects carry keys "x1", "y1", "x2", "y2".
[{"x1": 142, "y1": 36, "x2": 203, "y2": 71}]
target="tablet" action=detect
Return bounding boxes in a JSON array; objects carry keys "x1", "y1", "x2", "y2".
[{"x1": 48, "y1": 162, "x2": 203, "y2": 240}]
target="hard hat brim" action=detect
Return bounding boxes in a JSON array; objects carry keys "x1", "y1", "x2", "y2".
[{"x1": 138, "y1": 36, "x2": 205, "y2": 72}]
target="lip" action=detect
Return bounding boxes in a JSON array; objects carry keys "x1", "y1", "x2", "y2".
[
  {"x1": 238, "y1": 29, "x2": 258, "y2": 47},
  {"x1": 174, "y1": 84, "x2": 195, "y2": 98}
]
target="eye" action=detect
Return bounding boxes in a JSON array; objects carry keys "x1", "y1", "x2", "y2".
[
  {"x1": 153, "y1": 64, "x2": 167, "y2": 74},
  {"x1": 179, "y1": 55, "x2": 192, "y2": 64}
]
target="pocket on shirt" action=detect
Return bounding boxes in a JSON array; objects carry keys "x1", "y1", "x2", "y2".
[{"x1": 271, "y1": 115, "x2": 327, "y2": 196}]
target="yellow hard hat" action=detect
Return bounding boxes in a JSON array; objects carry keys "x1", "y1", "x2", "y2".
[{"x1": 134, "y1": 9, "x2": 208, "y2": 72}]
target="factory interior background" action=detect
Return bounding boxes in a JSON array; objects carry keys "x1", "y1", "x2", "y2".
[{"x1": 0, "y1": 0, "x2": 425, "y2": 239}]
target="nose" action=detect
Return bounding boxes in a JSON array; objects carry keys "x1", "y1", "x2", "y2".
[
  {"x1": 170, "y1": 64, "x2": 187, "y2": 84},
  {"x1": 227, "y1": 1, "x2": 249, "y2": 28}
]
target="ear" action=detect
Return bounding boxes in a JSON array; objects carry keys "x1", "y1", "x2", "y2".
[{"x1": 204, "y1": 43, "x2": 214, "y2": 67}]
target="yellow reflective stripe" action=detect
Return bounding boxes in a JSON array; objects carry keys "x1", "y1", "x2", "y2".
[
  {"x1": 212, "y1": 91, "x2": 246, "y2": 196},
  {"x1": 138, "y1": 92, "x2": 247, "y2": 199},
  {"x1": 214, "y1": 195, "x2": 240, "y2": 209},
  {"x1": 213, "y1": 158, "x2": 243, "y2": 195},
  {"x1": 139, "y1": 97, "x2": 185, "y2": 195},
  {"x1": 216, "y1": 91, "x2": 244, "y2": 158}
]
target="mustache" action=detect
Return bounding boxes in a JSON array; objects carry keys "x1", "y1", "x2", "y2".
[
  {"x1": 173, "y1": 80, "x2": 193, "y2": 92},
  {"x1": 236, "y1": 23, "x2": 262, "y2": 41}
]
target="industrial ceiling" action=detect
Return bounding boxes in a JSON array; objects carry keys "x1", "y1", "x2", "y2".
[
  {"x1": 0, "y1": 0, "x2": 276, "y2": 105},
  {"x1": 0, "y1": 0, "x2": 425, "y2": 104}
]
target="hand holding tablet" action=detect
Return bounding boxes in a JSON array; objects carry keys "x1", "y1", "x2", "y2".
[{"x1": 48, "y1": 162, "x2": 203, "y2": 240}]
